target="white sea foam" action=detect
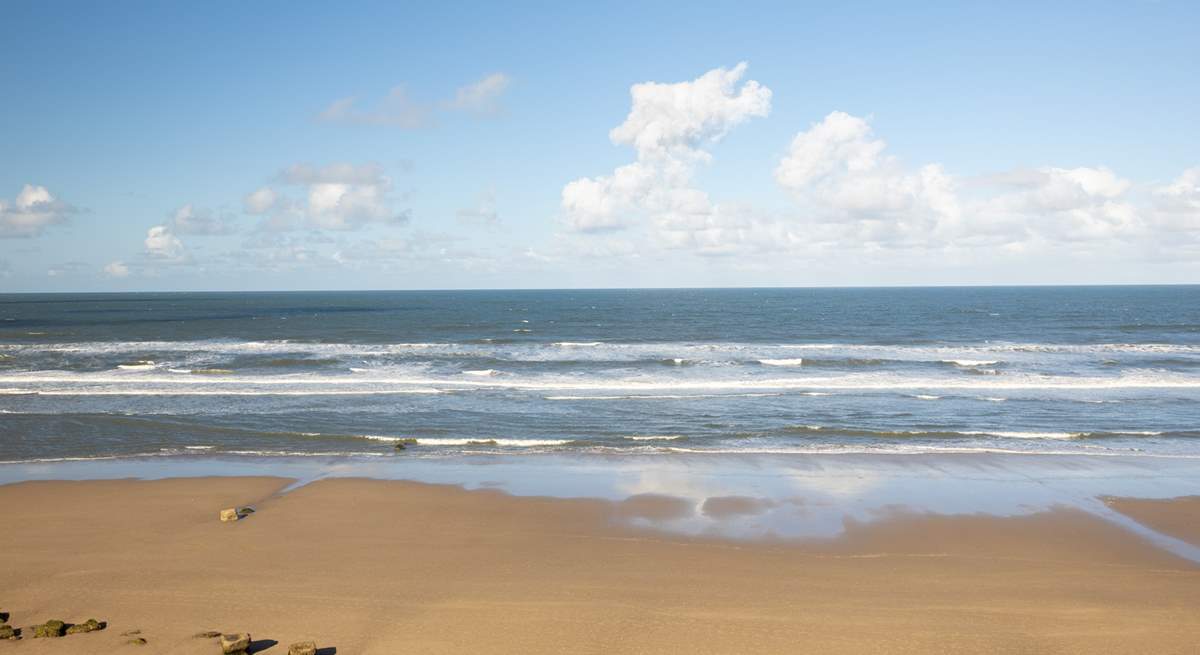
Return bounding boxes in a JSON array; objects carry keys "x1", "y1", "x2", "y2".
[
  {"x1": 413, "y1": 438, "x2": 573, "y2": 447},
  {"x1": 463, "y1": 369, "x2": 500, "y2": 376},
  {"x1": 1, "y1": 388, "x2": 444, "y2": 396},
  {"x1": 912, "y1": 394, "x2": 941, "y2": 400},
  {"x1": 624, "y1": 435, "x2": 684, "y2": 441},
  {"x1": 116, "y1": 362, "x2": 156, "y2": 370},
  {"x1": 942, "y1": 359, "x2": 1000, "y2": 367},
  {"x1": 545, "y1": 392, "x2": 784, "y2": 400},
  {"x1": 759, "y1": 358, "x2": 804, "y2": 367},
  {"x1": 961, "y1": 430, "x2": 1082, "y2": 439}
]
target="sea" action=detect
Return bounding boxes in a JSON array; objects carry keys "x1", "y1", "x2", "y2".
[{"x1": 1, "y1": 286, "x2": 1199, "y2": 464}]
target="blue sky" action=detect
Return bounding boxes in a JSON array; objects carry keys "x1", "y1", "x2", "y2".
[{"x1": 2, "y1": 1, "x2": 1198, "y2": 291}]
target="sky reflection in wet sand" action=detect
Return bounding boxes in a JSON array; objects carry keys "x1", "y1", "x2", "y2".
[{"x1": 2, "y1": 453, "x2": 1199, "y2": 559}]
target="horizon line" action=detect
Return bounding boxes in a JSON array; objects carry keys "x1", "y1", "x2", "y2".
[{"x1": 2, "y1": 282, "x2": 1198, "y2": 296}]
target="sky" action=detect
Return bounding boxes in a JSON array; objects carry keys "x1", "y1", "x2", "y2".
[{"x1": 2, "y1": 1, "x2": 1198, "y2": 292}]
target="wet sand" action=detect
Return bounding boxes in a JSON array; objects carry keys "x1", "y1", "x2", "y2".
[{"x1": 1, "y1": 476, "x2": 1199, "y2": 654}]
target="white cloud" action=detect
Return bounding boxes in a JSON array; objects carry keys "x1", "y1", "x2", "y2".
[
  {"x1": 561, "y1": 63, "x2": 771, "y2": 233},
  {"x1": 0, "y1": 184, "x2": 74, "y2": 238},
  {"x1": 103, "y1": 261, "x2": 130, "y2": 278},
  {"x1": 144, "y1": 225, "x2": 185, "y2": 260},
  {"x1": 609, "y1": 62, "x2": 771, "y2": 160},
  {"x1": 169, "y1": 204, "x2": 233, "y2": 235},
  {"x1": 1150, "y1": 167, "x2": 1200, "y2": 234},
  {"x1": 558, "y1": 76, "x2": 1200, "y2": 269},
  {"x1": 243, "y1": 187, "x2": 277, "y2": 214},
  {"x1": 772, "y1": 112, "x2": 1169, "y2": 249},
  {"x1": 774, "y1": 111, "x2": 961, "y2": 246},
  {"x1": 317, "y1": 86, "x2": 430, "y2": 128},
  {"x1": 974, "y1": 166, "x2": 1140, "y2": 242},
  {"x1": 447, "y1": 73, "x2": 511, "y2": 115},
  {"x1": 251, "y1": 163, "x2": 411, "y2": 231}
]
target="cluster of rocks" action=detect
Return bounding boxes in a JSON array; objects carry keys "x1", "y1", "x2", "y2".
[
  {"x1": 1, "y1": 608, "x2": 322, "y2": 652},
  {"x1": 197, "y1": 629, "x2": 320, "y2": 655},
  {"x1": 0, "y1": 612, "x2": 107, "y2": 641}
]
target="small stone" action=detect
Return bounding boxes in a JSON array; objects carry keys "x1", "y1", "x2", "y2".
[
  {"x1": 194, "y1": 630, "x2": 222, "y2": 638},
  {"x1": 65, "y1": 618, "x2": 105, "y2": 634},
  {"x1": 220, "y1": 632, "x2": 252, "y2": 654},
  {"x1": 220, "y1": 508, "x2": 240, "y2": 522},
  {"x1": 128, "y1": 637, "x2": 148, "y2": 645},
  {"x1": 33, "y1": 619, "x2": 66, "y2": 638},
  {"x1": 0, "y1": 624, "x2": 16, "y2": 640},
  {"x1": 237, "y1": 506, "x2": 255, "y2": 518},
  {"x1": 289, "y1": 640, "x2": 318, "y2": 655}
]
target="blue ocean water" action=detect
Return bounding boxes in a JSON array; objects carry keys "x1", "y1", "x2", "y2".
[{"x1": 1, "y1": 286, "x2": 1198, "y2": 462}]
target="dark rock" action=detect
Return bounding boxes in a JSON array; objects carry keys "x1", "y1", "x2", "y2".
[
  {"x1": 128, "y1": 637, "x2": 148, "y2": 645},
  {"x1": 289, "y1": 640, "x2": 318, "y2": 655},
  {"x1": 65, "y1": 618, "x2": 105, "y2": 634},
  {"x1": 237, "y1": 506, "x2": 255, "y2": 518},
  {"x1": 33, "y1": 619, "x2": 66, "y2": 638},
  {"x1": 221, "y1": 632, "x2": 252, "y2": 654}
]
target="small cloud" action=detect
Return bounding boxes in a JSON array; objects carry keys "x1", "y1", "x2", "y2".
[
  {"x1": 144, "y1": 225, "x2": 185, "y2": 260},
  {"x1": 243, "y1": 187, "x2": 277, "y2": 214},
  {"x1": 169, "y1": 204, "x2": 233, "y2": 235},
  {"x1": 0, "y1": 184, "x2": 76, "y2": 238},
  {"x1": 103, "y1": 261, "x2": 130, "y2": 278},
  {"x1": 317, "y1": 86, "x2": 431, "y2": 128},
  {"x1": 250, "y1": 162, "x2": 411, "y2": 232},
  {"x1": 446, "y1": 73, "x2": 511, "y2": 115}
]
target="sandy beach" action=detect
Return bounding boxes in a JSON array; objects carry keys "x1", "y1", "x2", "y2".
[{"x1": 2, "y1": 475, "x2": 1199, "y2": 654}]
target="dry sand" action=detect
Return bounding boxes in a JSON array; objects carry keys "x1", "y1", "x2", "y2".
[{"x1": 1, "y1": 477, "x2": 1199, "y2": 654}]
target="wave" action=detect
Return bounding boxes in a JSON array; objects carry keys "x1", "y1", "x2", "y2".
[
  {"x1": 941, "y1": 359, "x2": 999, "y2": 367},
  {"x1": 545, "y1": 392, "x2": 785, "y2": 400},
  {"x1": 0, "y1": 388, "x2": 444, "y2": 396},
  {"x1": 759, "y1": 358, "x2": 804, "y2": 367},
  {"x1": 623, "y1": 435, "x2": 685, "y2": 441},
  {"x1": 779, "y1": 426, "x2": 1176, "y2": 440},
  {"x1": 7, "y1": 339, "x2": 1200, "y2": 362},
  {"x1": 412, "y1": 438, "x2": 573, "y2": 447},
  {"x1": 8, "y1": 369, "x2": 1200, "y2": 391},
  {"x1": 463, "y1": 369, "x2": 500, "y2": 376}
]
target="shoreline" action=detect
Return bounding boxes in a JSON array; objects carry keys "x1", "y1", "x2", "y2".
[
  {"x1": 3, "y1": 451, "x2": 1200, "y2": 552},
  {"x1": 1, "y1": 475, "x2": 1199, "y2": 653}
]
